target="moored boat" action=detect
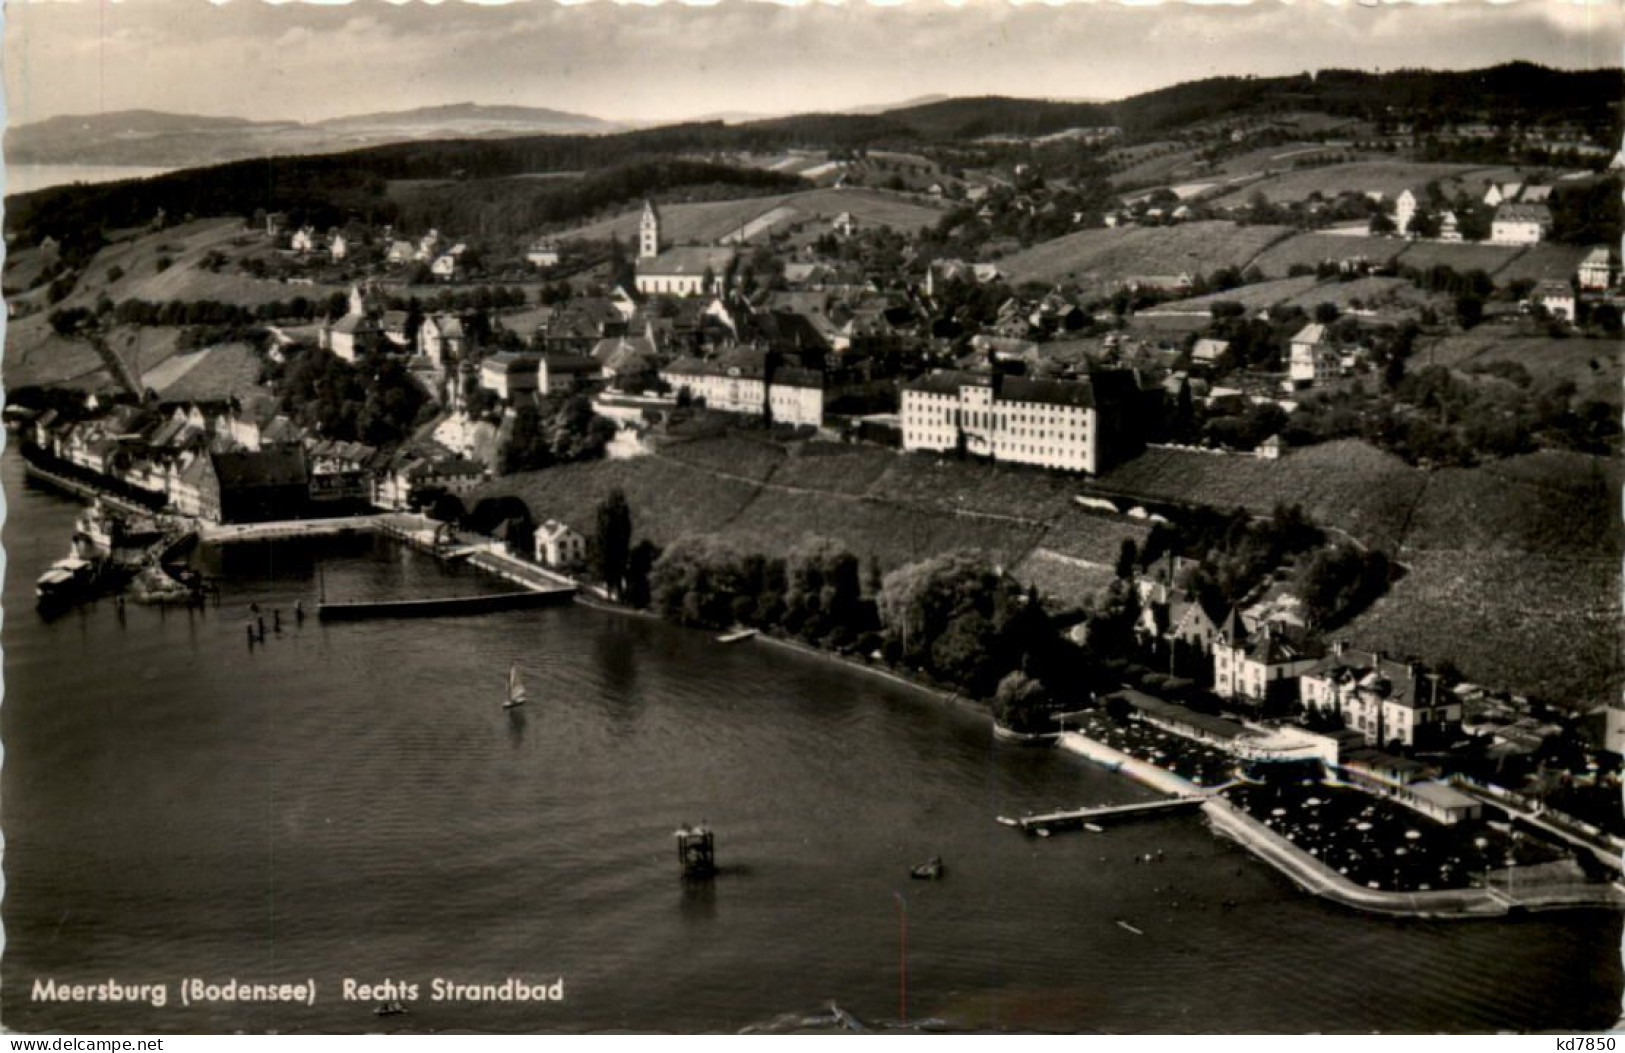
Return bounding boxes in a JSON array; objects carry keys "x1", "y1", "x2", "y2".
[
  {"x1": 35, "y1": 556, "x2": 98, "y2": 605},
  {"x1": 910, "y1": 856, "x2": 945, "y2": 880}
]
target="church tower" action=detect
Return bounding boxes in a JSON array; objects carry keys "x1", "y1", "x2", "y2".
[{"x1": 639, "y1": 199, "x2": 661, "y2": 259}]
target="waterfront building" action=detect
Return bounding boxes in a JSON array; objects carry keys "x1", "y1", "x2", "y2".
[
  {"x1": 1299, "y1": 644, "x2": 1462, "y2": 750},
  {"x1": 899, "y1": 369, "x2": 1141, "y2": 475},
  {"x1": 1212, "y1": 610, "x2": 1322, "y2": 709},
  {"x1": 534, "y1": 520, "x2": 587, "y2": 569}
]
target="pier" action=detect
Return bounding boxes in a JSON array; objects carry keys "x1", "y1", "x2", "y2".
[
  {"x1": 317, "y1": 588, "x2": 574, "y2": 620},
  {"x1": 1014, "y1": 795, "x2": 1206, "y2": 835}
]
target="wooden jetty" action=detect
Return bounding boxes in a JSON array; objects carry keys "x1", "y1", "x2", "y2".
[
  {"x1": 317, "y1": 587, "x2": 574, "y2": 621},
  {"x1": 1015, "y1": 795, "x2": 1206, "y2": 835}
]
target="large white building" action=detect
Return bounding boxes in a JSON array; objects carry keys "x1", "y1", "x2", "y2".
[
  {"x1": 899, "y1": 370, "x2": 1140, "y2": 475},
  {"x1": 659, "y1": 354, "x2": 824, "y2": 428}
]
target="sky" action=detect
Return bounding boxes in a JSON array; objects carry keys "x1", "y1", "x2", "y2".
[{"x1": 4, "y1": 0, "x2": 1621, "y2": 128}]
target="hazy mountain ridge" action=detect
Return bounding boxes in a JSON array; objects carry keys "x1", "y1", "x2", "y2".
[{"x1": 6, "y1": 104, "x2": 624, "y2": 167}]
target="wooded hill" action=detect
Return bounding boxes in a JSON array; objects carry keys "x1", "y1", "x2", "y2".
[{"x1": 9, "y1": 62, "x2": 1617, "y2": 251}]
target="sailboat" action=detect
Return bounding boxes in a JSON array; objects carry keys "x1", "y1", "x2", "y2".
[{"x1": 504, "y1": 662, "x2": 528, "y2": 709}]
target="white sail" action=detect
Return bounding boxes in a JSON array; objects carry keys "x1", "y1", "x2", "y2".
[{"x1": 505, "y1": 663, "x2": 527, "y2": 707}]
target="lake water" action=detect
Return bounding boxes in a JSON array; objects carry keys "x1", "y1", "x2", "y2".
[
  {"x1": 6, "y1": 165, "x2": 175, "y2": 197},
  {"x1": 2, "y1": 450, "x2": 1620, "y2": 1033}
]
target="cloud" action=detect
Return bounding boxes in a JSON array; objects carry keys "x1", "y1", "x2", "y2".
[{"x1": 3, "y1": 0, "x2": 1618, "y2": 126}]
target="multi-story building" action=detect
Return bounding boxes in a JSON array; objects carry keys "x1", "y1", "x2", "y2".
[
  {"x1": 659, "y1": 353, "x2": 824, "y2": 429},
  {"x1": 1212, "y1": 610, "x2": 1322, "y2": 709},
  {"x1": 1288, "y1": 324, "x2": 1338, "y2": 387},
  {"x1": 1299, "y1": 643, "x2": 1462, "y2": 750},
  {"x1": 900, "y1": 370, "x2": 1141, "y2": 475}
]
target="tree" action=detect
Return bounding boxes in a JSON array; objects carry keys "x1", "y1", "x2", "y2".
[
  {"x1": 594, "y1": 489, "x2": 633, "y2": 597},
  {"x1": 1455, "y1": 293, "x2": 1485, "y2": 330},
  {"x1": 1114, "y1": 538, "x2": 1139, "y2": 580},
  {"x1": 992, "y1": 671, "x2": 1050, "y2": 734},
  {"x1": 624, "y1": 540, "x2": 660, "y2": 609}
]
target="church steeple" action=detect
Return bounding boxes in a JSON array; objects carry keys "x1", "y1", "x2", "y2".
[{"x1": 639, "y1": 199, "x2": 661, "y2": 259}]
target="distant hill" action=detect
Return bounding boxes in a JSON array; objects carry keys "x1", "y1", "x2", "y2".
[
  {"x1": 313, "y1": 102, "x2": 618, "y2": 136},
  {"x1": 6, "y1": 104, "x2": 622, "y2": 168},
  {"x1": 877, "y1": 96, "x2": 1116, "y2": 139}
]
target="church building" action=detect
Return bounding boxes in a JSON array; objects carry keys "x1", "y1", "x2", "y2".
[{"x1": 633, "y1": 199, "x2": 737, "y2": 298}]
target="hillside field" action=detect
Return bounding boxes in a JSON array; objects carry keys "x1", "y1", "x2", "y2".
[
  {"x1": 998, "y1": 221, "x2": 1295, "y2": 286},
  {"x1": 1207, "y1": 161, "x2": 1495, "y2": 208},
  {"x1": 554, "y1": 187, "x2": 944, "y2": 245}
]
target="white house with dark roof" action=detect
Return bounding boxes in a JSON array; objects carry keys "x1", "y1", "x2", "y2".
[
  {"x1": 1490, "y1": 203, "x2": 1552, "y2": 245},
  {"x1": 1534, "y1": 280, "x2": 1576, "y2": 323},
  {"x1": 534, "y1": 519, "x2": 587, "y2": 569},
  {"x1": 1212, "y1": 610, "x2": 1322, "y2": 709},
  {"x1": 1578, "y1": 247, "x2": 1617, "y2": 291},
  {"x1": 1301, "y1": 642, "x2": 1461, "y2": 749}
]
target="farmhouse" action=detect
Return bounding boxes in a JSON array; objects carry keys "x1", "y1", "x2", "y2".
[
  {"x1": 633, "y1": 199, "x2": 737, "y2": 297},
  {"x1": 1490, "y1": 203, "x2": 1551, "y2": 246},
  {"x1": 899, "y1": 369, "x2": 1141, "y2": 475}
]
